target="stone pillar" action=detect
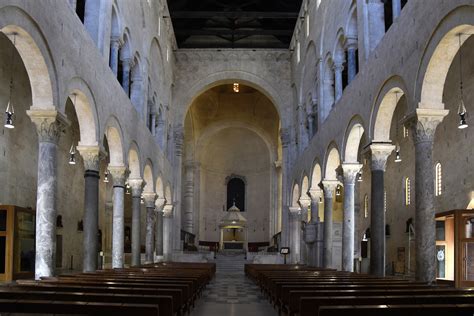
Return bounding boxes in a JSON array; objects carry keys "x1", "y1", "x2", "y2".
[
  {"x1": 130, "y1": 75, "x2": 143, "y2": 113},
  {"x1": 367, "y1": 0, "x2": 386, "y2": 52},
  {"x1": 154, "y1": 197, "x2": 166, "y2": 260},
  {"x1": 163, "y1": 204, "x2": 174, "y2": 260},
  {"x1": 108, "y1": 165, "x2": 127, "y2": 269},
  {"x1": 321, "y1": 180, "x2": 338, "y2": 268},
  {"x1": 392, "y1": 0, "x2": 402, "y2": 21},
  {"x1": 333, "y1": 62, "x2": 344, "y2": 102},
  {"x1": 173, "y1": 128, "x2": 184, "y2": 251},
  {"x1": 121, "y1": 58, "x2": 131, "y2": 96},
  {"x1": 27, "y1": 110, "x2": 68, "y2": 279},
  {"x1": 128, "y1": 179, "x2": 143, "y2": 267},
  {"x1": 341, "y1": 163, "x2": 362, "y2": 272},
  {"x1": 109, "y1": 37, "x2": 120, "y2": 76},
  {"x1": 410, "y1": 108, "x2": 448, "y2": 282},
  {"x1": 183, "y1": 161, "x2": 195, "y2": 233},
  {"x1": 346, "y1": 38, "x2": 358, "y2": 84},
  {"x1": 143, "y1": 192, "x2": 157, "y2": 264},
  {"x1": 299, "y1": 197, "x2": 311, "y2": 265},
  {"x1": 288, "y1": 206, "x2": 301, "y2": 263},
  {"x1": 77, "y1": 145, "x2": 101, "y2": 272},
  {"x1": 369, "y1": 143, "x2": 394, "y2": 276},
  {"x1": 280, "y1": 129, "x2": 291, "y2": 247},
  {"x1": 150, "y1": 110, "x2": 157, "y2": 136}
]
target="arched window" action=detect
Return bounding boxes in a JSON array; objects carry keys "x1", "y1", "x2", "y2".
[
  {"x1": 364, "y1": 194, "x2": 369, "y2": 218},
  {"x1": 435, "y1": 163, "x2": 442, "y2": 196},
  {"x1": 405, "y1": 177, "x2": 411, "y2": 206},
  {"x1": 76, "y1": 0, "x2": 86, "y2": 23},
  {"x1": 227, "y1": 177, "x2": 245, "y2": 212},
  {"x1": 384, "y1": 190, "x2": 387, "y2": 212}
]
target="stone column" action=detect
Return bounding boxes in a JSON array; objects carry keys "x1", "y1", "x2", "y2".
[
  {"x1": 280, "y1": 129, "x2": 291, "y2": 247},
  {"x1": 410, "y1": 108, "x2": 448, "y2": 282},
  {"x1": 346, "y1": 38, "x2": 358, "y2": 84},
  {"x1": 183, "y1": 161, "x2": 195, "y2": 233},
  {"x1": 307, "y1": 189, "x2": 324, "y2": 267},
  {"x1": 109, "y1": 37, "x2": 120, "y2": 77},
  {"x1": 150, "y1": 110, "x2": 157, "y2": 136},
  {"x1": 27, "y1": 110, "x2": 68, "y2": 279},
  {"x1": 308, "y1": 189, "x2": 322, "y2": 223},
  {"x1": 163, "y1": 204, "x2": 174, "y2": 260},
  {"x1": 392, "y1": 0, "x2": 402, "y2": 21},
  {"x1": 173, "y1": 127, "x2": 184, "y2": 251},
  {"x1": 77, "y1": 145, "x2": 101, "y2": 272},
  {"x1": 288, "y1": 206, "x2": 301, "y2": 263},
  {"x1": 367, "y1": 0, "x2": 386, "y2": 52},
  {"x1": 130, "y1": 75, "x2": 143, "y2": 113},
  {"x1": 321, "y1": 180, "x2": 338, "y2": 268},
  {"x1": 154, "y1": 197, "x2": 166, "y2": 260},
  {"x1": 121, "y1": 58, "x2": 131, "y2": 96},
  {"x1": 299, "y1": 197, "x2": 311, "y2": 265},
  {"x1": 341, "y1": 163, "x2": 362, "y2": 272},
  {"x1": 333, "y1": 61, "x2": 344, "y2": 102},
  {"x1": 108, "y1": 165, "x2": 127, "y2": 269},
  {"x1": 369, "y1": 143, "x2": 394, "y2": 276},
  {"x1": 143, "y1": 192, "x2": 157, "y2": 264},
  {"x1": 128, "y1": 179, "x2": 143, "y2": 267}
]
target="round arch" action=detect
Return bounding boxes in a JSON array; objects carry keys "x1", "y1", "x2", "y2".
[
  {"x1": 143, "y1": 161, "x2": 154, "y2": 193},
  {"x1": 165, "y1": 184, "x2": 172, "y2": 203},
  {"x1": 300, "y1": 175, "x2": 309, "y2": 200},
  {"x1": 291, "y1": 183, "x2": 300, "y2": 207},
  {"x1": 324, "y1": 143, "x2": 341, "y2": 180},
  {"x1": 103, "y1": 116, "x2": 125, "y2": 166},
  {"x1": 343, "y1": 115, "x2": 366, "y2": 163},
  {"x1": 127, "y1": 142, "x2": 141, "y2": 179},
  {"x1": 310, "y1": 161, "x2": 322, "y2": 190},
  {"x1": 156, "y1": 176, "x2": 164, "y2": 199}
]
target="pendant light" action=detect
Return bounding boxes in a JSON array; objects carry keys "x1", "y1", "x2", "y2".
[
  {"x1": 125, "y1": 182, "x2": 131, "y2": 195},
  {"x1": 394, "y1": 144, "x2": 402, "y2": 163},
  {"x1": 68, "y1": 93, "x2": 77, "y2": 165},
  {"x1": 357, "y1": 171, "x2": 363, "y2": 182},
  {"x1": 457, "y1": 34, "x2": 469, "y2": 129},
  {"x1": 4, "y1": 33, "x2": 17, "y2": 129},
  {"x1": 335, "y1": 185, "x2": 342, "y2": 196},
  {"x1": 103, "y1": 170, "x2": 109, "y2": 183}
]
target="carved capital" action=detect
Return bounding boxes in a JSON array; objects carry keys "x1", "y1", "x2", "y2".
[
  {"x1": 298, "y1": 196, "x2": 311, "y2": 210},
  {"x1": 407, "y1": 108, "x2": 449, "y2": 144},
  {"x1": 108, "y1": 165, "x2": 127, "y2": 187},
  {"x1": 27, "y1": 109, "x2": 69, "y2": 144},
  {"x1": 142, "y1": 192, "x2": 157, "y2": 208},
  {"x1": 155, "y1": 197, "x2": 167, "y2": 213},
  {"x1": 370, "y1": 143, "x2": 395, "y2": 171},
  {"x1": 128, "y1": 178, "x2": 144, "y2": 197},
  {"x1": 342, "y1": 163, "x2": 363, "y2": 185},
  {"x1": 163, "y1": 204, "x2": 174, "y2": 218},
  {"x1": 77, "y1": 145, "x2": 100, "y2": 171},
  {"x1": 321, "y1": 180, "x2": 339, "y2": 198},
  {"x1": 288, "y1": 206, "x2": 301, "y2": 218},
  {"x1": 307, "y1": 188, "x2": 323, "y2": 202}
]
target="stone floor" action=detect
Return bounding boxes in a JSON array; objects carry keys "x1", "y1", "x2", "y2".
[{"x1": 191, "y1": 253, "x2": 277, "y2": 316}]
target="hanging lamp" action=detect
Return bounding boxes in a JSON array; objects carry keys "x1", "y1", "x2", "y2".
[
  {"x1": 5, "y1": 34, "x2": 17, "y2": 129},
  {"x1": 457, "y1": 34, "x2": 469, "y2": 129}
]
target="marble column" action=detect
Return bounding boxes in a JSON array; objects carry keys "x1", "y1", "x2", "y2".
[
  {"x1": 392, "y1": 0, "x2": 402, "y2": 21},
  {"x1": 77, "y1": 145, "x2": 101, "y2": 272},
  {"x1": 299, "y1": 197, "x2": 311, "y2": 265},
  {"x1": 163, "y1": 204, "x2": 174, "y2": 260},
  {"x1": 183, "y1": 161, "x2": 195, "y2": 233},
  {"x1": 333, "y1": 62, "x2": 344, "y2": 102},
  {"x1": 143, "y1": 192, "x2": 157, "y2": 264},
  {"x1": 369, "y1": 143, "x2": 394, "y2": 276},
  {"x1": 154, "y1": 197, "x2": 166, "y2": 260},
  {"x1": 27, "y1": 110, "x2": 68, "y2": 279},
  {"x1": 288, "y1": 206, "x2": 301, "y2": 263},
  {"x1": 297, "y1": 104, "x2": 308, "y2": 151},
  {"x1": 109, "y1": 165, "x2": 127, "y2": 269},
  {"x1": 109, "y1": 37, "x2": 120, "y2": 76},
  {"x1": 346, "y1": 38, "x2": 358, "y2": 84},
  {"x1": 280, "y1": 129, "x2": 292, "y2": 247},
  {"x1": 307, "y1": 189, "x2": 324, "y2": 267},
  {"x1": 128, "y1": 178, "x2": 143, "y2": 267},
  {"x1": 121, "y1": 58, "x2": 131, "y2": 96},
  {"x1": 367, "y1": 0, "x2": 385, "y2": 52},
  {"x1": 341, "y1": 163, "x2": 362, "y2": 272},
  {"x1": 321, "y1": 180, "x2": 338, "y2": 269},
  {"x1": 173, "y1": 127, "x2": 184, "y2": 251},
  {"x1": 410, "y1": 108, "x2": 448, "y2": 283}
]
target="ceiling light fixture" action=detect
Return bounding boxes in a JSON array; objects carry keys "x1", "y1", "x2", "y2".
[
  {"x1": 457, "y1": 34, "x2": 469, "y2": 129},
  {"x1": 5, "y1": 33, "x2": 17, "y2": 129},
  {"x1": 233, "y1": 83, "x2": 239, "y2": 93}
]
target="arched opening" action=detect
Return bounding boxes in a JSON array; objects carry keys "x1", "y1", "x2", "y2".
[{"x1": 226, "y1": 177, "x2": 245, "y2": 212}]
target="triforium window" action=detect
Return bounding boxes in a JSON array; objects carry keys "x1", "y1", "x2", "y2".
[
  {"x1": 227, "y1": 177, "x2": 245, "y2": 212},
  {"x1": 405, "y1": 177, "x2": 411, "y2": 206},
  {"x1": 435, "y1": 163, "x2": 442, "y2": 196}
]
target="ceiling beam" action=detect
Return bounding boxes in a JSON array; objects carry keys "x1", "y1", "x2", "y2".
[
  {"x1": 169, "y1": 11, "x2": 299, "y2": 19},
  {"x1": 174, "y1": 29, "x2": 293, "y2": 36}
]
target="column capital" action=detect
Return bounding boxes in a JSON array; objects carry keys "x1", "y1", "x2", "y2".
[
  {"x1": 341, "y1": 162, "x2": 363, "y2": 185},
  {"x1": 298, "y1": 196, "x2": 311, "y2": 210},
  {"x1": 108, "y1": 165, "x2": 127, "y2": 187},
  {"x1": 288, "y1": 206, "x2": 301, "y2": 218},
  {"x1": 155, "y1": 197, "x2": 167, "y2": 212},
  {"x1": 307, "y1": 188, "x2": 323, "y2": 201},
  {"x1": 27, "y1": 109, "x2": 70, "y2": 144},
  {"x1": 406, "y1": 108, "x2": 449, "y2": 144},
  {"x1": 77, "y1": 145, "x2": 101, "y2": 171},
  {"x1": 345, "y1": 36, "x2": 358, "y2": 50},
  {"x1": 128, "y1": 178, "x2": 144, "y2": 197},
  {"x1": 163, "y1": 204, "x2": 174, "y2": 218},
  {"x1": 332, "y1": 61, "x2": 344, "y2": 72},
  {"x1": 142, "y1": 192, "x2": 157, "y2": 208},
  {"x1": 370, "y1": 143, "x2": 395, "y2": 171},
  {"x1": 321, "y1": 179, "x2": 340, "y2": 198}
]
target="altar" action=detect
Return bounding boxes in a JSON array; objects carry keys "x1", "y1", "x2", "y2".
[{"x1": 219, "y1": 203, "x2": 248, "y2": 252}]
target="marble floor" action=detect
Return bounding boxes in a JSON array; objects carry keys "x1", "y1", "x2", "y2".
[{"x1": 191, "y1": 253, "x2": 277, "y2": 316}]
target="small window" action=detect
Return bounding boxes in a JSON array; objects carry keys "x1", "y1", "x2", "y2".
[
  {"x1": 403, "y1": 126, "x2": 409, "y2": 138},
  {"x1": 364, "y1": 194, "x2": 369, "y2": 218},
  {"x1": 405, "y1": 177, "x2": 411, "y2": 206},
  {"x1": 306, "y1": 15, "x2": 310, "y2": 37},
  {"x1": 166, "y1": 48, "x2": 169, "y2": 62},
  {"x1": 435, "y1": 163, "x2": 442, "y2": 196},
  {"x1": 296, "y1": 41, "x2": 301, "y2": 63},
  {"x1": 384, "y1": 190, "x2": 387, "y2": 213}
]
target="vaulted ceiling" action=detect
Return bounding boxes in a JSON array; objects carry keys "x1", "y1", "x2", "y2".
[{"x1": 166, "y1": 0, "x2": 303, "y2": 49}]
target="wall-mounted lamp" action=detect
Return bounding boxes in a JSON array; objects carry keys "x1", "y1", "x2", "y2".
[
  {"x1": 394, "y1": 145, "x2": 402, "y2": 163},
  {"x1": 103, "y1": 170, "x2": 109, "y2": 183},
  {"x1": 68, "y1": 144, "x2": 76, "y2": 165},
  {"x1": 357, "y1": 172, "x2": 363, "y2": 182}
]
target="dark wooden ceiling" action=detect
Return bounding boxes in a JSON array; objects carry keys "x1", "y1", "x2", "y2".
[{"x1": 166, "y1": 0, "x2": 303, "y2": 49}]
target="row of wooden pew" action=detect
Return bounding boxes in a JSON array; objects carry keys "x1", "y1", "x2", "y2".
[
  {"x1": 0, "y1": 262, "x2": 215, "y2": 315},
  {"x1": 245, "y1": 264, "x2": 474, "y2": 316}
]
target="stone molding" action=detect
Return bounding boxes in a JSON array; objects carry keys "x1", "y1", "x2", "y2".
[
  {"x1": 321, "y1": 180, "x2": 340, "y2": 198},
  {"x1": 27, "y1": 109, "x2": 70, "y2": 144},
  {"x1": 77, "y1": 145, "x2": 100, "y2": 171},
  {"x1": 163, "y1": 204, "x2": 174, "y2": 217},
  {"x1": 406, "y1": 108, "x2": 449, "y2": 144},
  {"x1": 108, "y1": 165, "x2": 127, "y2": 187},
  {"x1": 142, "y1": 192, "x2": 157, "y2": 208},
  {"x1": 128, "y1": 178, "x2": 144, "y2": 198},
  {"x1": 288, "y1": 206, "x2": 301, "y2": 218},
  {"x1": 341, "y1": 163, "x2": 363, "y2": 185},
  {"x1": 369, "y1": 143, "x2": 395, "y2": 171},
  {"x1": 307, "y1": 188, "x2": 323, "y2": 201}
]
